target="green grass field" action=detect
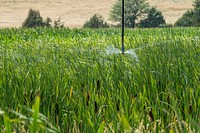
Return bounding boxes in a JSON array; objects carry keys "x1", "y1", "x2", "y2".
[{"x1": 0, "y1": 28, "x2": 200, "y2": 132}]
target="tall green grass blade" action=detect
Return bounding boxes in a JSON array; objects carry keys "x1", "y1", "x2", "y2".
[
  {"x1": 31, "y1": 96, "x2": 40, "y2": 133},
  {"x1": 3, "y1": 115, "x2": 12, "y2": 133}
]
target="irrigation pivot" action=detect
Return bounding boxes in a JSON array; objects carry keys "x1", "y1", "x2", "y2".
[{"x1": 122, "y1": 0, "x2": 125, "y2": 54}]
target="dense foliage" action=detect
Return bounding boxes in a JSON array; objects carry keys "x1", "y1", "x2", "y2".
[
  {"x1": 175, "y1": 0, "x2": 200, "y2": 27},
  {"x1": 139, "y1": 7, "x2": 166, "y2": 28},
  {"x1": 83, "y1": 14, "x2": 109, "y2": 28},
  {"x1": 110, "y1": 0, "x2": 149, "y2": 28},
  {"x1": 22, "y1": 9, "x2": 64, "y2": 28},
  {"x1": 22, "y1": 9, "x2": 46, "y2": 28},
  {"x1": 175, "y1": 10, "x2": 195, "y2": 27},
  {"x1": 0, "y1": 28, "x2": 200, "y2": 132},
  {"x1": 194, "y1": 0, "x2": 200, "y2": 26}
]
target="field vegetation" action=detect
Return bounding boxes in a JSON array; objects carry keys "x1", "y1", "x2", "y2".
[{"x1": 0, "y1": 27, "x2": 200, "y2": 132}]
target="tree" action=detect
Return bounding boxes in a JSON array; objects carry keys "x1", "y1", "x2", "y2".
[
  {"x1": 139, "y1": 7, "x2": 166, "y2": 28},
  {"x1": 22, "y1": 9, "x2": 65, "y2": 28},
  {"x1": 194, "y1": 0, "x2": 200, "y2": 26},
  {"x1": 175, "y1": 0, "x2": 200, "y2": 27},
  {"x1": 175, "y1": 10, "x2": 195, "y2": 27},
  {"x1": 110, "y1": 0, "x2": 149, "y2": 28},
  {"x1": 22, "y1": 9, "x2": 45, "y2": 28},
  {"x1": 83, "y1": 14, "x2": 109, "y2": 28}
]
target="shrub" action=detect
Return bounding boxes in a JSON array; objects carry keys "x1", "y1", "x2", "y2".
[
  {"x1": 83, "y1": 14, "x2": 109, "y2": 28},
  {"x1": 53, "y1": 17, "x2": 65, "y2": 29},
  {"x1": 22, "y1": 9, "x2": 46, "y2": 28},
  {"x1": 175, "y1": 10, "x2": 195, "y2": 27},
  {"x1": 22, "y1": 9, "x2": 65, "y2": 28},
  {"x1": 175, "y1": 0, "x2": 200, "y2": 27},
  {"x1": 44, "y1": 17, "x2": 52, "y2": 28},
  {"x1": 139, "y1": 7, "x2": 166, "y2": 28},
  {"x1": 194, "y1": 0, "x2": 200, "y2": 26}
]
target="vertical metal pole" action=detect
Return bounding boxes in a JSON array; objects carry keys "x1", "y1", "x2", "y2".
[{"x1": 122, "y1": 0, "x2": 125, "y2": 54}]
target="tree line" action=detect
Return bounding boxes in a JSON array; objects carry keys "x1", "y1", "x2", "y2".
[{"x1": 22, "y1": 0, "x2": 200, "y2": 28}]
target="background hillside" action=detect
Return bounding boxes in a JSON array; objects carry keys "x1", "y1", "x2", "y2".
[{"x1": 0, "y1": 0, "x2": 193, "y2": 28}]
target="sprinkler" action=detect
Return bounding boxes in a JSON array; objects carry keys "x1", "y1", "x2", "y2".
[
  {"x1": 105, "y1": 0, "x2": 138, "y2": 61},
  {"x1": 122, "y1": 0, "x2": 125, "y2": 54}
]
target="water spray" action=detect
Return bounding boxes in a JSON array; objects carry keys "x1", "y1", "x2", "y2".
[
  {"x1": 105, "y1": 0, "x2": 138, "y2": 61},
  {"x1": 122, "y1": 0, "x2": 125, "y2": 55}
]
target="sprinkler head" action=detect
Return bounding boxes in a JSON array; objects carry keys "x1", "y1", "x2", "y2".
[{"x1": 122, "y1": 47, "x2": 125, "y2": 55}]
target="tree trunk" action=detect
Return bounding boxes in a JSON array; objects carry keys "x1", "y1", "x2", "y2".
[{"x1": 131, "y1": 19, "x2": 136, "y2": 28}]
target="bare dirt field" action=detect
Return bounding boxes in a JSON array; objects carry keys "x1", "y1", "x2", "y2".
[{"x1": 0, "y1": 0, "x2": 193, "y2": 28}]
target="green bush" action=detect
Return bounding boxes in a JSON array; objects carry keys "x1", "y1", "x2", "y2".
[
  {"x1": 194, "y1": 0, "x2": 200, "y2": 26},
  {"x1": 139, "y1": 7, "x2": 166, "y2": 28},
  {"x1": 22, "y1": 9, "x2": 46, "y2": 28},
  {"x1": 175, "y1": 0, "x2": 200, "y2": 27},
  {"x1": 83, "y1": 14, "x2": 109, "y2": 28},
  {"x1": 53, "y1": 17, "x2": 65, "y2": 29},
  {"x1": 44, "y1": 17, "x2": 52, "y2": 28},
  {"x1": 22, "y1": 9, "x2": 65, "y2": 28},
  {"x1": 175, "y1": 10, "x2": 195, "y2": 27}
]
